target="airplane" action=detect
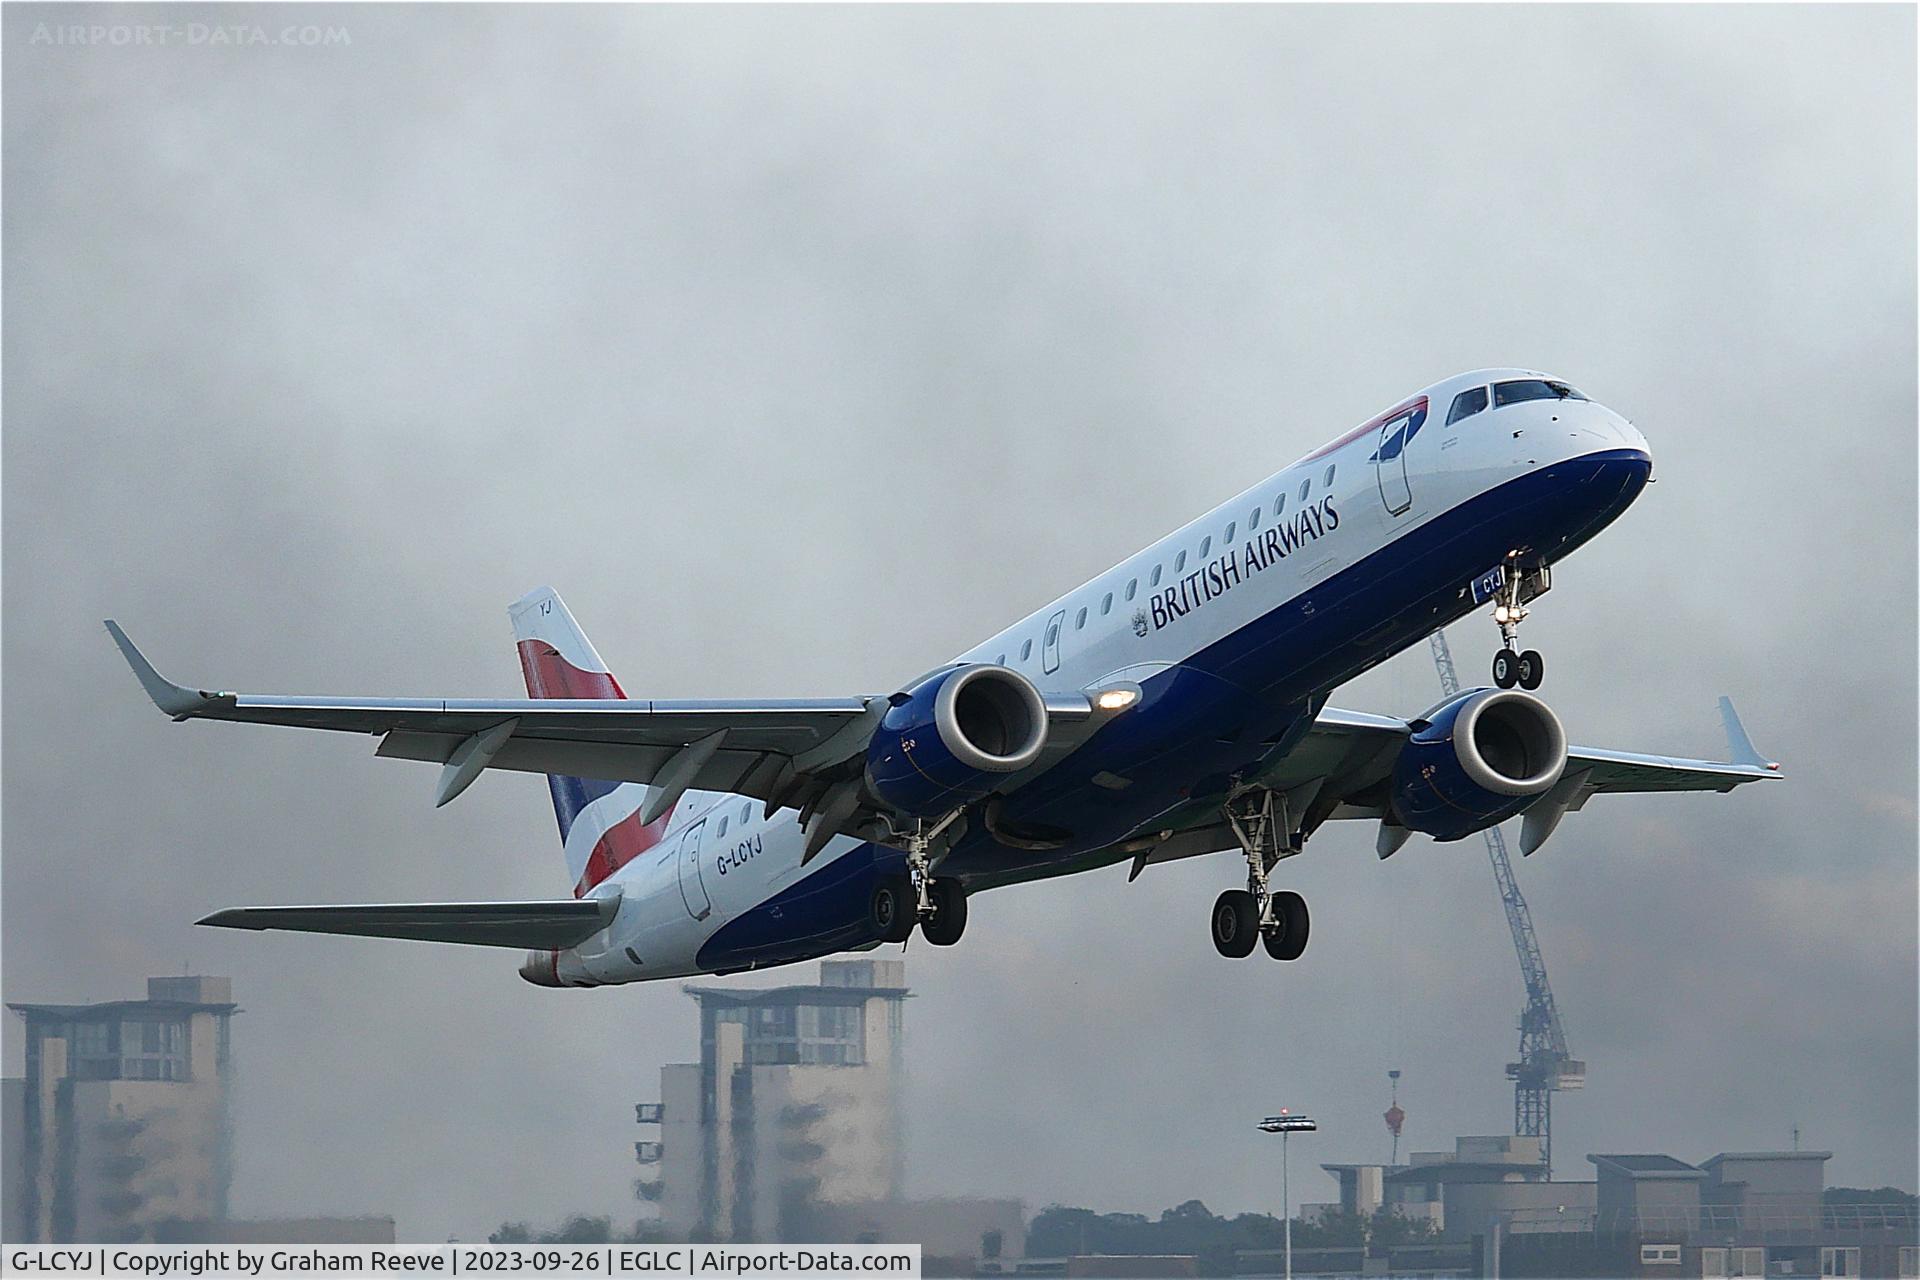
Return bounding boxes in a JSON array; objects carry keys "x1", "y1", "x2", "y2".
[{"x1": 107, "y1": 368, "x2": 1781, "y2": 988}]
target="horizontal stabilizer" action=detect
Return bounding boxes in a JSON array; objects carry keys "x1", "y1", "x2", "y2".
[{"x1": 197, "y1": 898, "x2": 618, "y2": 949}]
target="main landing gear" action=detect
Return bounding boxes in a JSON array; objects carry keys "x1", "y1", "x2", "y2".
[
  {"x1": 1212, "y1": 789, "x2": 1311, "y2": 962},
  {"x1": 1489, "y1": 556, "x2": 1547, "y2": 691},
  {"x1": 869, "y1": 811, "x2": 970, "y2": 947}
]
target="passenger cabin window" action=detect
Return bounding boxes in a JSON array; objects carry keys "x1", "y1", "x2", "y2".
[
  {"x1": 1250, "y1": 506, "x2": 1262, "y2": 530},
  {"x1": 1323, "y1": 464, "x2": 1336, "y2": 487},
  {"x1": 1447, "y1": 386, "x2": 1489, "y2": 424},
  {"x1": 1075, "y1": 607, "x2": 1087, "y2": 629},
  {"x1": 1199, "y1": 536, "x2": 1211, "y2": 558},
  {"x1": 1273, "y1": 493, "x2": 1287, "y2": 518},
  {"x1": 1298, "y1": 478, "x2": 1311, "y2": 502},
  {"x1": 1493, "y1": 378, "x2": 1586, "y2": 407},
  {"x1": 1021, "y1": 639, "x2": 1033, "y2": 660},
  {"x1": 1101, "y1": 592, "x2": 1113, "y2": 615},
  {"x1": 741, "y1": 803, "x2": 751, "y2": 823},
  {"x1": 996, "y1": 653, "x2": 1006, "y2": 666},
  {"x1": 1046, "y1": 620, "x2": 1060, "y2": 645},
  {"x1": 717, "y1": 817, "x2": 728, "y2": 837},
  {"x1": 1125, "y1": 578, "x2": 1137, "y2": 601},
  {"x1": 1151, "y1": 565, "x2": 1163, "y2": 587},
  {"x1": 1224, "y1": 521, "x2": 1236, "y2": 543},
  {"x1": 1174, "y1": 550, "x2": 1187, "y2": 572}
]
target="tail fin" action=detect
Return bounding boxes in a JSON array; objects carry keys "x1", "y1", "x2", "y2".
[{"x1": 509, "y1": 588, "x2": 676, "y2": 897}]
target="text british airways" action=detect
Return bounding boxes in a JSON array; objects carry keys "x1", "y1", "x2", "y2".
[{"x1": 1148, "y1": 496, "x2": 1339, "y2": 631}]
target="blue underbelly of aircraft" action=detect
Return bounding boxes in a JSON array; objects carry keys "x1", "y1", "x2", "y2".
[
  {"x1": 695, "y1": 448, "x2": 1650, "y2": 973},
  {"x1": 695, "y1": 842, "x2": 908, "y2": 974}
]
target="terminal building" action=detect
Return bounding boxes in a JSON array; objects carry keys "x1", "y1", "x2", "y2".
[
  {"x1": 1283, "y1": 1139, "x2": 1918, "y2": 1279},
  {"x1": 638, "y1": 958, "x2": 1022, "y2": 1260},
  {"x1": 1320, "y1": 1135, "x2": 1572, "y2": 1236}
]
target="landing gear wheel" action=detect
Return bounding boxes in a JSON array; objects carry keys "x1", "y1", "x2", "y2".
[
  {"x1": 1492, "y1": 648, "x2": 1519, "y2": 689},
  {"x1": 870, "y1": 880, "x2": 915, "y2": 944},
  {"x1": 1262, "y1": 891, "x2": 1311, "y2": 961},
  {"x1": 1211, "y1": 889, "x2": 1259, "y2": 958},
  {"x1": 921, "y1": 878, "x2": 968, "y2": 947},
  {"x1": 1517, "y1": 650, "x2": 1544, "y2": 691}
]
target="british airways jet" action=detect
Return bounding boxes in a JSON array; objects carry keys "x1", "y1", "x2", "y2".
[{"x1": 108, "y1": 369, "x2": 1780, "y2": 986}]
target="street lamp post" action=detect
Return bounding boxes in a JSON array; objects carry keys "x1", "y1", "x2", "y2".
[{"x1": 1259, "y1": 1111, "x2": 1317, "y2": 1280}]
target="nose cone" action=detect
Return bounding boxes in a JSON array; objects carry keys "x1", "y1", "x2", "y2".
[
  {"x1": 520, "y1": 949, "x2": 565, "y2": 987},
  {"x1": 1613, "y1": 413, "x2": 1652, "y2": 462}
]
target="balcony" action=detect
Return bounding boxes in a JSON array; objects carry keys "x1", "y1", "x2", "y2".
[
  {"x1": 95, "y1": 1118, "x2": 144, "y2": 1143},
  {"x1": 95, "y1": 1154, "x2": 146, "y2": 1181}
]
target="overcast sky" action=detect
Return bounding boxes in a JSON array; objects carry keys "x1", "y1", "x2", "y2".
[{"x1": 5, "y1": 2, "x2": 1915, "y2": 1243}]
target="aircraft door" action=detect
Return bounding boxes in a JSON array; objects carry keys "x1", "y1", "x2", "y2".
[
  {"x1": 676, "y1": 819, "x2": 711, "y2": 921},
  {"x1": 1042, "y1": 609, "x2": 1066, "y2": 674},
  {"x1": 1376, "y1": 411, "x2": 1415, "y2": 516}
]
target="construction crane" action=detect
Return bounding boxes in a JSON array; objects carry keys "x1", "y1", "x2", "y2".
[
  {"x1": 1384, "y1": 1069, "x2": 1405, "y2": 1165},
  {"x1": 1428, "y1": 628, "x2": 1586, "y2": 1177}
]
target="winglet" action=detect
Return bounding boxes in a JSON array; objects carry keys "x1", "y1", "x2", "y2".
[
  {"x1": 103, "y1": 621, "x2": 226, "y2": 719},
  {"x1": 1718, "y1": 696, "x2": 1779, "y2": 773}
]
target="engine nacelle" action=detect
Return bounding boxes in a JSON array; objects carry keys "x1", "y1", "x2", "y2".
[
  {"x1": 1390, "y1": 688, "x2": 1568, "y2": 840},
  {"x1": 865, "y1": 664, "x2": 1048, "y2": 819}
]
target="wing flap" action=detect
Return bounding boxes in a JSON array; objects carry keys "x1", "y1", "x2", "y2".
[
  {"x1": 196, "y1": 898, "x2": 618, "y2": 949},
  {"x1": 1561, "y1": 747, "x2": 1777, "y2": 796}
]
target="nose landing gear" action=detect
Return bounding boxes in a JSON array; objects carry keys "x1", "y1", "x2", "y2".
[
  {"x1": 1211, "y1": 789, "x2": 1313, "y2": 961},
  {"x1": 1489, "y1": 557, "x2": 1548, "y2": 690}
]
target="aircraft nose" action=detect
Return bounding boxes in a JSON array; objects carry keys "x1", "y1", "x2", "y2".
[{"x1": 1614, "y1": 414, "x2": 1652, "y2": 461}]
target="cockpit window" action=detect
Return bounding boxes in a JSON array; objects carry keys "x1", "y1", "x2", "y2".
[
  {"x1": 1446, "y1": 386, "x2": 1489, "y2": 424},
  {"x1": 1493, "y1": 379, "x2": 1587, "y2": 407}
]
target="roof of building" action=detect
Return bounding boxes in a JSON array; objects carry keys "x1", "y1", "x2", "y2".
[
  {"x1": 1384, "y1": 1161, "x2": 1548, "y2": 1185},
  {"x1": 683, "y1": 984, "x2": 909, "y2": 1008},
  {"x1": 1589, "y1": 1154, "x2": 1706, "y2": 1179},
  {"x1": 8, "y1": 999, "x2": 239, "y2": 1019},
  {"x1": 1701, "y1": 1151, "x2": 1832, "y2": 1166}
]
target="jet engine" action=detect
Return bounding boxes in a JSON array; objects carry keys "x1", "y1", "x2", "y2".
[
  {"x1": 865, "y1": 664, "x2": 1048, "y2": 819},
  {"x1": 1389, "y1": 688, "x2": 1567, "y2": 840}
]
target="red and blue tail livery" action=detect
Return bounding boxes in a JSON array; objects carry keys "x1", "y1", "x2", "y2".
[
  {"x1": 109, "y1": 369, "x2": 1780, "y2": 988},
  {"x1": 509, "y1": 588, "x2": 675, "y2": 898}
]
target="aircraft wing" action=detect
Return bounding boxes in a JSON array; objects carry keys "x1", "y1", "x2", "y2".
[
  {"x1": 1282, "y1": 700, "x2": 1781, "y2": 801},
  {"x1": 198, "y1": 898, "x2": 617, "y2": 948},
  {"x1": 1128, "y1": 697, "x2": 1780, "y2": 872},
  {"x1": 106, "y1": 622, "x2": 1104, "y2": 854}
]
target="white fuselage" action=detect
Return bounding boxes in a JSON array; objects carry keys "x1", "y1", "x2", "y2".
[{"x1": 543, "y1": 369, "x2": 1650, "y2": 986}]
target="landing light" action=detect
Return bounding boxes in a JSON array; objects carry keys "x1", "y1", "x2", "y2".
[
  {"x1": 1095, "y1": 688, "x2": 1139, "y2": 712},
  {"x1": 1494, "y1": 605, "x2": 1511, "y2": 623}
]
